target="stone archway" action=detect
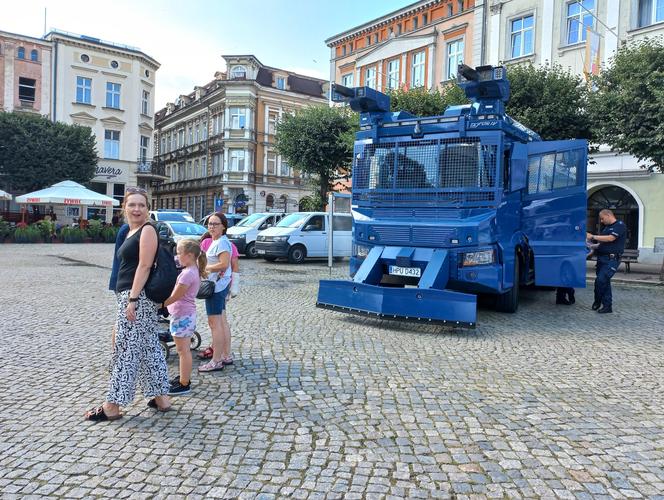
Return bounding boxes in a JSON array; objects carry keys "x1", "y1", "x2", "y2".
[{"x1": 587, "y1": 185, "x2": 640, "y2": 250}]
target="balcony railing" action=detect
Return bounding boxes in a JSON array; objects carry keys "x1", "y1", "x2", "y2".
[{"x1": 136, "y1": 159, "x2": 167, "y2": 178}]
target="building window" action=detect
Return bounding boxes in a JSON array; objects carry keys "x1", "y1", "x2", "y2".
[
  {"x1": 341, "y1": 73, "x2": 354, "y2": 87},
  {"x1": 178, "y1": 129, "x2": 184, "y2": 147},
  {"x1": 447, "y1": 4, "x2": 453, "y2": 16},
  {"x1": 639, "y1": 0, "x2": 664, "y2": 27},
  {"x1": 193, "y1": 159, "x2": 200, "y2": 178},
  {"x1": 411, "y1": 51, "x2": 425, "y2": 88},
  {"x1": 423, "y1": 13, "x2": 428, "y2": 25},
  {"x1": 76, "y1": 76, "x2": 92, "y2": 104},
  {"x1": 374, "y1": 33, "x2": 379, "y2": 44},
  {"x1": 17, "y1": 46, "x2": 25, "y2": 59},
  {"x1": 201, "y1": 157, "x2": 207, "y2": 176},
  {"x1": 276, "y1": 76, "x2": 286, "y2": 90},
  {"x1": 365, "y1": 67, "x2": 377, "y2": 89},
  {"x1": 566, "y1": 0, "x2": 594, "y2": 45},
  {"x1": 212, "y1": 153, "x2": 222, "y2": 174},
  {"x1": 186, "y1": 161, "x2": 192, "y2": 179},
  {"x1": 387, "y1": 59, "x2": 400, "y2": 90},
  {"x1": 110, "y1": 60, "x2": 119, "y2": 69},
  {"x1": 194, "y1": 123, "x2": 200, "y2": 143},
  {"x1": 18, "y1": 77, "x2": 36, "y2": 102},
  {"x1": 341, "y1": 45, "x2": 346, "y2": 56},
  {"x1": 268, "y1": 111, "x2": 279, "y2": 135},
  {"x1": 104, "y1": 130, "x2": 120, "y2": 159},
  {"x1": 30, "y1": 49, "x2": 38, "y2": 62},
  {"x1": 230, "y1": 65, "x2": 246, "y2": 79},
  {"x1": 230, "y1": 150, "x2": 246, "y2": 171},
  {"x1": 160, "y1": 136, "x2": 166, "y2": 154},
  {"x1": 446, "y1": 40, "x2": 464, "y2": 80},
  {"x1": 202, "y1": 120, "x2": 208, "y2": 140},
  {"x1": 106, "y1": 82, "x2": 121, "y2": 109},
  {"x1": 396, "y1": 23, "x2": 402, "y2": 35},
  {"x1": 267, "y1": 152, "x2": 277, "y2": 175},
  {"x1": 212, "y1": 114, "x2": 222, "y2": 135},
  {"x1": 280, "y1": 159, "x2": 291, "y2": 177},
  {"x1": 230, "y1": 107, "x2": 247, "y2": 129},
  {"x1": 366, "y1": 35, "x2": 371, "y2": 46},
  {"x1": 141, "y1": 90, "x2": 150, "y2": 115},
  {"x1": 458, "y1": 0, "x2": 464, "y2": 12},
  {"x1": 510, "y1": 15, "x2": 534, "y2": 58},
  {"x1": 80, "y1": 54, "x2": 89, "y2": 63},
  {"x1": 139, "y1": 136, "x2": 149, "y2": 163},
  {"x1": 413, "y1": 17, "x2": 419, "y2": 30},
  {"x1": 266, "y1": 194, "x2": 274, "y2": 209}
]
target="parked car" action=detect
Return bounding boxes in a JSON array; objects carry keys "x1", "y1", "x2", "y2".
[
  {"x1": 150, "y1": 209, "x2": 194, "y2": 223},
  {"x1": 255, "y1": 212, "x2": 353, "y2": 264},
  {"x1": 226, "y1": 212, "x2": 285, "y2": 258},
  {"x1": 199, "y1": 213, "x2": 246, "y2": 228},
  {"x1": 155, "y1": 221, "x2": 207, "y2": 252}
]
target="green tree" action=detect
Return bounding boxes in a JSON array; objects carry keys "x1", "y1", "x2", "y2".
[
  {"x1": 0, "y1": 112, "x2": 97, "y2": 193},
  {"x1": 505, "y1": 63, "x2": 591, "y2": 141},
  {"x1": 387, "y1": 83, "x2": 468, "y2": 117},
  {"x1": 588, "y1": 39, "x2": 664, "y2": 172},
  {"x1": 275, "y1": 105, "x2": 356, "y2": 203}
]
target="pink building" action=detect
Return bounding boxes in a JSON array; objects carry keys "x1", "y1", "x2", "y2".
[{"x1": 0, "y1": 30, "x2": 52, "y2": 116}]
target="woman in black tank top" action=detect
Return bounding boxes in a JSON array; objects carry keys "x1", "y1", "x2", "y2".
[{"x1": 85, "y1": 190, "x2": 171, "y2": 421}]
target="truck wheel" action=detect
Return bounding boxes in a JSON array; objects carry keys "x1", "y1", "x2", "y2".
[
  {"x1": 288, "y1": 245, "x2": 306, "y2": 264},
  {"x1": 245, "y1": 242, "x2": 257, "y2": 258},
  {"x1": 496, "y1": 258, "x2": 519, "y2": 313}
]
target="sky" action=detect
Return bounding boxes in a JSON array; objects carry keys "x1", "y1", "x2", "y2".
[{"x1": 3, "y1": 0, "x2": 410, "y2": 109}]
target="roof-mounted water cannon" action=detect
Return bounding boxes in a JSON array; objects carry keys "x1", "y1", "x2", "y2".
[
  {"x1": 331, "y1": 83, "x2": 391, "y2": 113},
  {"x1": 457, "y1": 64, "x2": 510, "y2": 116}
]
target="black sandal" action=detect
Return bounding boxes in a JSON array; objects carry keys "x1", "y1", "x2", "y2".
[
  {"x1": 84, "y1": 405, "x2": 123, "y2": 422},
  {"x1": 147, "y1": 399, "x2": 172, "y2": 412}
]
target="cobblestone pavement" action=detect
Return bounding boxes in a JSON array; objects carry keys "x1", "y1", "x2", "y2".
[{"x1": 1, "y1": 244, "x2": 663, "y2": 499}]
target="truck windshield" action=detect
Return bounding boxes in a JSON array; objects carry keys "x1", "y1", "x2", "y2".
[
  {"x1": 236, "y1": 213, "x2": 265, "y2": 227},
  {"x1": 366, "y1": 139, "x2": 496, "y2": 190},
  {"x1": 277, "y1": 213, "x2": 309, "y2": 228}
]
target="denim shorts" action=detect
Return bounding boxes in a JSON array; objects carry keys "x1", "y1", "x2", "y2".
[{"x1": 205, "y1": 286, "x2": 229, "y2": 316}]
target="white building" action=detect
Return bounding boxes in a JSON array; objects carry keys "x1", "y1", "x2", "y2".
[
  {"x1": 483, "y1": 0, "x2": 664, "y2": 264},
  {"x1": 44, "y1": 29, "x2": 162, "y2": 223}
]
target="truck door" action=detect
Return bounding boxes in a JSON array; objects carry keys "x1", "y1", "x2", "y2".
[{"x1": 522, "y1": 140, "x2": 587, "y2": 288}]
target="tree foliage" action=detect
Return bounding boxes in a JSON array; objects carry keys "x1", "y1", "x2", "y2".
[
  {"x1": 274, "y1": 105, "x2": 356, "y2": 202},
  {"x1": 505, "y1": 63, "x2": 591, "y2": 141},
  {"x1": 0, "y1": 112, "x2": 97, "y2": 193},
  {"x1": 387, "y1": 83, "x2": 468, "y2": 117},
  {"x1": 588, "y1": 39, "x2": 664, "y2": 172}
]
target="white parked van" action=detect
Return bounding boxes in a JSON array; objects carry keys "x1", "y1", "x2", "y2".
[
  {"x1": 226, "y1": 212, "x2": 285, "y2": 258},
  {"x1": 255, "y1": 212, "x2": 353, "y2": 263}
]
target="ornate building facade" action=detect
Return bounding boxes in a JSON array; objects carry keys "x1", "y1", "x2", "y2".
[{"x1": 152, "y1": 55, "x2": 327, "y2": 219}]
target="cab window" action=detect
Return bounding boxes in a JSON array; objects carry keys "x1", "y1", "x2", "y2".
[{"x1": 303, "y1": 215, "x2": 324, "y2": 231}]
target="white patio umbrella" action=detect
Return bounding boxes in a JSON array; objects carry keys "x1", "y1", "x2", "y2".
[
  {"x1": 15, "y1": 180, "x2": 118, "y2": 207},
  {"x1": 0, "y1": 189, "x2": 12, "y2": 201}
]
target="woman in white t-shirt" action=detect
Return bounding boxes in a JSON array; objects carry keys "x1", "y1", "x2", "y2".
[{"x1": 198, "y1": 212, "x2": 233, "y2": 372}]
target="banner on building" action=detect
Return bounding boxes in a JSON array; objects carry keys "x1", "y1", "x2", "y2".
[{"x1": 584, "y1": 27, "x2": 601, "y2": 79}]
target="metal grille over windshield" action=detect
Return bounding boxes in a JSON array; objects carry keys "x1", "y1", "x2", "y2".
[{"x1": 355, "y1": 138, "x2": 498, "y2": 207}]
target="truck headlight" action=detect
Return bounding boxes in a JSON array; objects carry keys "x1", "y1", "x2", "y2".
[
  {"x1": 353, "y1": 243, "x2": 371, "y2": 258},
  {"x1": 230, "y1": 234, "x2": 245, "y2": 240},
  {"x1": 272, "y1": 236, "x2": 288, "y2": 242},
  {"x1": 462, "y1": 250, "x2": 495, "y2": 267}
]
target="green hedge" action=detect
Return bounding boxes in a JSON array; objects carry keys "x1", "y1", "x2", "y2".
[
  {"x1": 13, "y1": 226, "x2": 42, "y2": 243},
  {"x1": 59, "y1": 226, "x2": 87, "y2": 243}
]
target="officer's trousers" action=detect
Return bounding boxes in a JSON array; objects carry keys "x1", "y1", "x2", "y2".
[{"x1": 594, "y1": 255, "x2": 619, "y2": 308}]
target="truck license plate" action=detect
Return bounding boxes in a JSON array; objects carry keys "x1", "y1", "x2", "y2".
[
  {"x1": 256, "y1": 249, "x2": 265, "y2": 255},
  {"x1": 389, "y1": 265, "x2": 421, "y2": 278}
]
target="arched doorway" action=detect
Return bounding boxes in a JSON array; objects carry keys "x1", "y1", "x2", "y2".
[
  {"x1": 265, "y1": 193, "x2": 275, "y2": 210},
  {"x1": 587, "y1": 185, "x2": 639, "y2": 250},
  {"x1": 234, "y1": 193, "x2": 249, "y2": 215}
]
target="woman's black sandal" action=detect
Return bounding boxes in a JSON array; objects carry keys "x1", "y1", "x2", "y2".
[
  {"x1": 147, "y1": 399, "x2": 172, "y2": 412},
  {"x1": 84, "y1": 405, "x2": 123, "y2": 422}
]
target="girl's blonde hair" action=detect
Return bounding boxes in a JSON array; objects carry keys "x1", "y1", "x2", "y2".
[{"x1": 177, "y1": 238, "x2": 208, "y2": 279}]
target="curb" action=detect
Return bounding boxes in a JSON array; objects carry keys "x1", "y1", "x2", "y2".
[{"x1": 586, "y1": 276, "x2": 664, "y2": 287}]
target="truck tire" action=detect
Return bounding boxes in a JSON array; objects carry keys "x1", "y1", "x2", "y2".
[
  {"x1": 288, "y1": 245, "x2": 306, "y2": 264},
  {"x1": 245, "y1": 242, "x2": 258, "y2": 258},
  {"x1": 496, "y1": 258, "x2": 519, "y2": 313}
]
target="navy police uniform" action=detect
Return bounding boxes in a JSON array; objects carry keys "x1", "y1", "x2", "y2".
[{"x1": 593, "y1": 220, "x2": 626, "y2": 311}]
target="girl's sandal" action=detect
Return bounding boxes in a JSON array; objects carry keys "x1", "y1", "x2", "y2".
[
  {"x1": 84, "y1": 405, "x2": 123, "y2": 422},
  {"x1": 147, "y1": 399, "x2": 172, "y2": 412}
]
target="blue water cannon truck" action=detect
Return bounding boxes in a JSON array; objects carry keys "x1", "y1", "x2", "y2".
[{"x1": 317, "y1": 64, "x2": 588, "y2": 327}]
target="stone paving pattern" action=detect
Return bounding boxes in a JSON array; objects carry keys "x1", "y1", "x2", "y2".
[{"x1": 0, "y1": 244, "x2": 663, "y2": 499}]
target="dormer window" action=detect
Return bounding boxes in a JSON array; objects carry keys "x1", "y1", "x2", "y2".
[
  {"x1": 276, "y1": 76, "x2": 286, "y2": 90},
  {"x1": 230, "y1": 65, "x2": 247, "y2": 79}
]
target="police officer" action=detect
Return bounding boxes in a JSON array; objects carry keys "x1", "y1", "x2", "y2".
[{"x1": 586, "y1": 209, "x2": 626, "y2": 314}]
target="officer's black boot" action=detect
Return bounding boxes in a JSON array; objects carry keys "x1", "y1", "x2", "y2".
[
  {"x1": 597, "y1": 305, "x2": 613, "y2": 314},
  {"x1": 591, "y1": 301, "x2": 601, "y2": 310},
  {"x1": 567, "y1": 289, "x2": 575, "y2": 305}
]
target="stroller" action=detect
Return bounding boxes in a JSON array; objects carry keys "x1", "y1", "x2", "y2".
[{"x1": 157, "y1": 313, "x2": 201, "y2": 360}]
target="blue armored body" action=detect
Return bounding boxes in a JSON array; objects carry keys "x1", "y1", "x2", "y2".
[{"x1": 317, "y1": 64, "x2": 588, "y2": 327}]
